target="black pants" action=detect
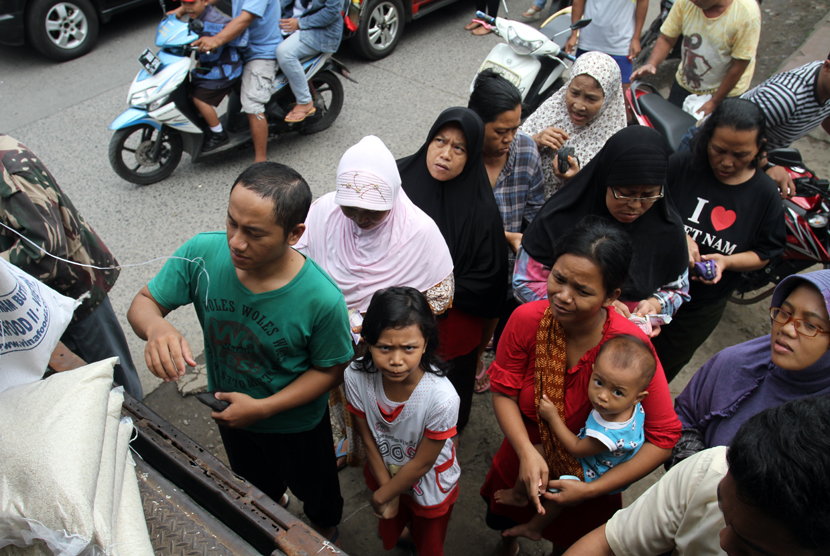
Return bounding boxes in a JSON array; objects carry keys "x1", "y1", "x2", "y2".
[
  {"x1": 446, "y1": 346, "x2": 479, "y2": 433},
  {"x1": 218, "y1": 408, "x2": 343, "y2": 528},
  {"x1": 474, "y1": 0, "x2": 499, "y2": 17},
  {"x1": 668, "y1": 78, "x2": 690, "y2": 108},
  {"x1": 493, "y1": 296, "x2": 520, "y2": 354},
  {"x1": 651, "y1": 295, "x2": 730, "y2": 383}
]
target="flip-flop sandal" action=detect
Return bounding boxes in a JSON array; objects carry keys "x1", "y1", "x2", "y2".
[
  {"x1": 285, "y1": 106, "x2": 317, "y2": 123},
  {"x1": 335, "y1": 437, "x2": 348, "y2": 471},
  {"x1": 472, "y1": 25, "x2": 493, "y2": 35},
  {"x1": 474, "y1": 361, "x2": 491, "y2": 394},
  {"x1": 522, "y1": 4, "x2": 542, "y2": 18},
  {"x1": 465, "y1": 20, "x2": 481, "y2": 30}
]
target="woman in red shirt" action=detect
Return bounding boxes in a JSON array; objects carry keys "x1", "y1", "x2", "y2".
[{"x1": 480, "y1": 216, "x2": 681, "y2": 555}]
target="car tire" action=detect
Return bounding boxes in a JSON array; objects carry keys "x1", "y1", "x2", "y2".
[
  {"x1": 26, "y1": 0, "x2": 99, "y2": 61},
  {"x1": 351, "y1": 0, "x2": 404, "y2": 60}
]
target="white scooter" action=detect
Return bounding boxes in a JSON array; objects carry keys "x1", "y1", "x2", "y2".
[
  {"x1": 108, "y1": 13, "x2": 353, "y2": 185},
  {"x1": 471, "y1": 8, "x2": 590, "y2": 117}
]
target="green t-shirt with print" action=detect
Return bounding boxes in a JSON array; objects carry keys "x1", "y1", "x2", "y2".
[{"x1": 148, "y1": 231, "x2": 353, "y2": 434}]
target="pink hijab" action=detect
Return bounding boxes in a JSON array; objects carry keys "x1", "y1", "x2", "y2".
[{"x1": 296, "y1": 136, "x2": 454, "y2": 313}]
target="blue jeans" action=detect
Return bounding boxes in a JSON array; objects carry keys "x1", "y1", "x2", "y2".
[{"x1": 276, "y1": 33, "x2": 320, "y2": 105}]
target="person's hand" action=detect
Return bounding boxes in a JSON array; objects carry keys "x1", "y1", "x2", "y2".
[
  {"x1": 634, "y1": 298, "x2": 662, "y2": 338},
  {"x1": 538, "y1": 394, "x2": 561, "y2": 424},
  {"x1": 532, "y1": 127, "x2": 570, "y2": 151},
  {"x1": 543, "y1": 477, "x2": 595, "y2": 506},
  {"x1": 506, "y1": 232, "x2": 523, "y2": 254},
  {"x1": 694, "y1": 253, "x2": 727, "y2": 285},
  {"x1": 167, "y1": 5, "x2": 184, "y2": 17},
  {"x1": 192, "y1": 36, "x2": 222, "y2": 53},
  {"x1": 279, "y1": 18, "x2": 300, "y2": 32},
  {"x1": 564, "y1": 32, "x2": 578, "y2": 54},
  {"x1": 767, "y1": 165, "x2": 796, "y2": 199},
  {"x1": 552, "y1": 155, "x2": 580, "y2": 182},
  {"x1": 696, "y1": 99, "x2": 718, "y2": 118},
  {"x1": 611, "y1": 300, "x2": 632, "y2": 318},
  {"x1": 629, "y1": 37, "x2": 642, "y2": 60},
  {"x1": 517, "y1": 445, "x2": 549, "y2": 514},
  {"x1": 630, "y1": 63, "x2": 656, "y2": 81},
  {"x1": 144, "y1": 320, "x2": 197, "y2": 382},
  {"x1": 686, "y1": 235, "x2": 701, "y2": 267},
  {"x1": 211, "y1": 391, "x2": 266, "y2": 428},
  {"x1": 371, "y1": 493, "x2": 400, "y2": 519}
]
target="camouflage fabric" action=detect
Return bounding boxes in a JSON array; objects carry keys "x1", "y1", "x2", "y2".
[{"x1": 0, "y1": 135, "x2": 120, "y2": 323}]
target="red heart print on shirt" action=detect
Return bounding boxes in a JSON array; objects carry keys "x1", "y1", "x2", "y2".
[{"x1": 710, "y1": 206, "x2": 736, "y2": 231}]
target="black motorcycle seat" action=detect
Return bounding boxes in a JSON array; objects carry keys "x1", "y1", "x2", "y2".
[{"x1": 638, "y1": 93, "x2": 698, "y2": 151}]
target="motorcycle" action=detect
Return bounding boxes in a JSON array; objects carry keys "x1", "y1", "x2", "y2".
[
  {"x1": 108, "y1": 13, "x2": 354, "y2": 185},
  {"x1": 625, "y1": 81, "x2": 830, "y2": 304},
  {"x1": 470, "y1": 8, "x2": 591, "y2": 118}
]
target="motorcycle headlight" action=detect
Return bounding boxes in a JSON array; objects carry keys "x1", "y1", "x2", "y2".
[
  {"x1": 807, "y1": 213, "x2": 828, "y2": 229},
  {"x1": 130, "y1": 87, "x2": 157, "y2": 108},
  {"x1": 507, "y1": 27, "x2": 543, "y2": 55},
  {"x1": 149, "y1": 95, "x2": 170, "y2": 112}
]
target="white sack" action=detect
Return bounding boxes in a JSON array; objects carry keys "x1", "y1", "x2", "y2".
[{"x1": 0, "y1": 258, "x2": 78, "y2": 394}]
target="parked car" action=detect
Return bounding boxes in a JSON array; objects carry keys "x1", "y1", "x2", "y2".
[
  {"x1": 343, "y1": 0, "x2": 462, "y2": 60},
  {"x1": 0, "y1": 0, "x2": 155, "y2": 61},
  {"x1": 1, "y1": 0, "x2": 452, "y2": 63}
]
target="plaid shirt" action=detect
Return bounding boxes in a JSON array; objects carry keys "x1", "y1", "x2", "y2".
[{"x1": 494, "y1": 131, "x2": 545, "y2": 236}]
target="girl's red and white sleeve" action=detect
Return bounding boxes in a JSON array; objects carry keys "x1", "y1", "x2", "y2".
[
  {"x1": 344, "y1": 365, "x2": 366, "y2": 419},
  {"x1": 424, "y1": 394, "x2": 459, "y2": 441}
]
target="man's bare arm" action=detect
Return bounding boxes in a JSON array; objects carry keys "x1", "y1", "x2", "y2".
[{"x1": 127, "y1": 286, "x2": 197, "y2": 382}]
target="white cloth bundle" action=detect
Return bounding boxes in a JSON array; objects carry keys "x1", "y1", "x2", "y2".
[{"x1": 0, "y1": 358, "x2": 153, "y2": 556}]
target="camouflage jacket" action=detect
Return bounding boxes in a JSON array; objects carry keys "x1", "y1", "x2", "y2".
[{"x1": 0, "y1": 135, "x2": 120, "y2": 323}]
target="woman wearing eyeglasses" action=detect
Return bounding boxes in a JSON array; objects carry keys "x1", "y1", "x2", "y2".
[
  {"x1": 514, "y1": 126, "x2": 690, "y2": 338},
  {"x1": 651, "y1": 99, "x2": 786, "y2": 382},
  {"x1": 667, "y1": 270, "x2": 830, "y2": 470}
]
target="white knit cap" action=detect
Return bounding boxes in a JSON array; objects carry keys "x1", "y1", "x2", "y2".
[{"x1": 334, "y1": 135, "x2": 399, "y2": 211}]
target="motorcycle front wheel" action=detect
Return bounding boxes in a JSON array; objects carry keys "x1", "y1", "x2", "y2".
[
  {"x1": 109, "y1": 124, "x2": 183, "y2": 185},
  {"x1": 298, "y1": 71, "x2": 345, "y2": 135}
]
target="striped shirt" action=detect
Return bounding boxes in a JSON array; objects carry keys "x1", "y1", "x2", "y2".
[{"x1": 741, "y1": 61, "x2": 830, "y2": 150}]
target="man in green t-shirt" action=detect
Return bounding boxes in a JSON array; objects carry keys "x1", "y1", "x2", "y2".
[{"x1": 127, "y1": 162, "x2": 353, "y2": 544}]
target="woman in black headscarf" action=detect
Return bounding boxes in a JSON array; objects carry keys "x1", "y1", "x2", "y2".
[
  {"x1": 398, "y1": 107, "x2": 509, "y2": 433},
  {"x1": 514, "y1": 126, "x2": 690, "y2": 335}
]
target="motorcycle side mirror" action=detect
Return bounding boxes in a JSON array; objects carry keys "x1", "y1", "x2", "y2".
[
  {"x1": 767, "y1": 148, "x2": 804, "y2": 168},
  {"x1": 570, "y1": 18, "x2": 591, "y2": 30},
  {"x1": 189, "y1": 19, "x2": 204, "y2": 32}
]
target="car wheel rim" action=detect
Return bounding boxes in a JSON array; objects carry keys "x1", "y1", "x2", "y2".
[
  {"x1": 44, "y1": 2, "x2": 88, "y2": 50},
  {"x1": 367, "y1": 2, "x2": 399, "y2": 51}
]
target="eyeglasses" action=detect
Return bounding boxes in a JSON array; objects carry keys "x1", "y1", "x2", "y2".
[
  {"x1": 769, "y1": 307, "x2": 829, "y2": 337},
  {"x1": 610, "y1": 186, "x2": 664, "y2": 204}
]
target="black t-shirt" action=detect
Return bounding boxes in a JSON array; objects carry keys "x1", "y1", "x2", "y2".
[{"x1": 667, "y1": 150, "x2": 786, "y2": 305}]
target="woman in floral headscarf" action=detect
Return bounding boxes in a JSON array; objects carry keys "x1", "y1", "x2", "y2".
[{"x1": 521, "y1": 51, "x2": 627, "y2": 197}]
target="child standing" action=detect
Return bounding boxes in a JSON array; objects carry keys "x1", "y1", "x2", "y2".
[
  {"x1": 176, "y1": 0, "x2": 247, "y2": 151},
  {"x1": 345, "y1": 287, "x2": 460, "y2": 556},
  {"x1": 494, "y1": 335, "x2": 655, "y2": 541}
]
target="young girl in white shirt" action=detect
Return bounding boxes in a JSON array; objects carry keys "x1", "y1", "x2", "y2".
[{"x1": 345, "y1": 286, "x2": 460, "y2": 556}]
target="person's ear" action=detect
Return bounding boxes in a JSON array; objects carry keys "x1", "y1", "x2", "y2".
[
  {"x1": 636, "y1": 390, "x2": 649, "y2": 403},
  {"x1": 286, "y1": 223, "x2": 306, "y2": 246},
  {"x1": 602, "y1": 288, "x2": 622, "y2": 308}
]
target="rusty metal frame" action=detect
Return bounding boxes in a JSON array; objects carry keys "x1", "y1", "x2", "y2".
[{"x1": 123, "y1": 395, "x2": 345, "y2": 556}]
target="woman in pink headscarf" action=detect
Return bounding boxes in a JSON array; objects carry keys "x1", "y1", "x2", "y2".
[{"x1": 296, "y1": 135, "x2": 455, "y2": 468}]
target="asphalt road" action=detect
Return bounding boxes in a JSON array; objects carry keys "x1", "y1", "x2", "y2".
[
  {"x1": 0, "y1": 0, "x2": 532, "y2": 396},
  {"x1": 0, "y1": 0, "x2": 824, "y2": 400}
]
